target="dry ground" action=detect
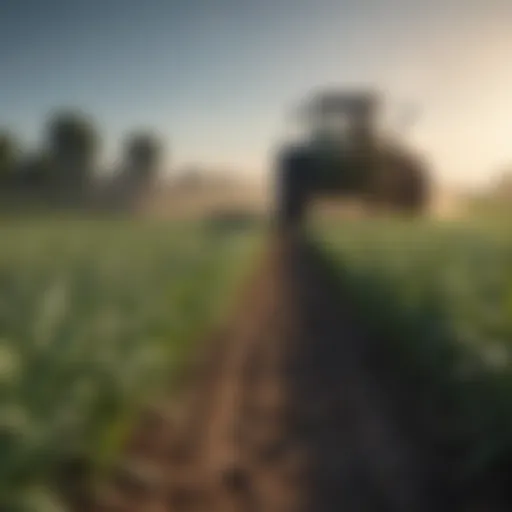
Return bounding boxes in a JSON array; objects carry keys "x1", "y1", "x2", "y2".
[{"x1": 72, "y1": 231, "x2": 512, "y2": 512}]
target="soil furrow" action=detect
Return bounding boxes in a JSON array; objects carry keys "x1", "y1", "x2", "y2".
[{"x1": 89, "y1": 233, "x2": 455, "y2": 511}]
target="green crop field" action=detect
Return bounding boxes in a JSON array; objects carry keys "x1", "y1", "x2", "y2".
[
  {"x1": 3, "y1": 210, "x2": 512, "y2": 509},
  {"x1": 0, "y1": 216, "x2": 264, "y2": 510},
  {"x1": 315, "y1": 217, "x2": 512, "y2": 481}
]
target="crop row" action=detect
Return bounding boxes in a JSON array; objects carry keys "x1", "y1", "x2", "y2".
[
  {"x1": 315, "y1": 218, "x2": 512, "y2": 480},
  {"x1": 0, "y1": 218, "x2": 263, "y2": 510}
]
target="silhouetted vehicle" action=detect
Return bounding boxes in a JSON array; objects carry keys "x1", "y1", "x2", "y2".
[{"x1": 275, "y1": 89, "x2": 430, "y2": 226}]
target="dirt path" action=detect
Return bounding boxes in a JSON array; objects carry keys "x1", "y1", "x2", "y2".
[{"x1": 88, "y1": 232, "x2": 458, "y2": 512}]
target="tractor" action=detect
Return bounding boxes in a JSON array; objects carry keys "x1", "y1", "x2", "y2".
[{"x1": 275, "y1": 89, "x2": 430, "y2": 227}]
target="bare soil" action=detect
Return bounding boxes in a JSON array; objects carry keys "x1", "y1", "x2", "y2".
[{"x1": 80, "y1": 232, "x2": 508, "y2": 512}]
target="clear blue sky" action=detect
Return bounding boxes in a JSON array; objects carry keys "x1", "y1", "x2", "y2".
[{"x1": 2, "y1": 0, "x2": 512, "y2": 187}]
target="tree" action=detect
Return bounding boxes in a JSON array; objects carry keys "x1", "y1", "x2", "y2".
[
  {"x1": 18, "y1": 151, "x2": 55, "y2": 189},
  {"x1": 45, "y1": 109, "x2": 100, "y2": 197},
  {"x1": 122, "y1": 131, "x2": 163, "y2": 187},
  {"x1": 0, "y1": 131, "x2": 19, "y2": 182}
]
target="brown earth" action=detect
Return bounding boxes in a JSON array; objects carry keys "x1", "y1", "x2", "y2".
[{"x1": 78, "y1": 232, "x2": 508, "y2": 512}]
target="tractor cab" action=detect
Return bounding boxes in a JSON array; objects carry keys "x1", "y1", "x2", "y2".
[
  {"x1": 275, "y1": 88, "x2": 429, "y2": 227},
  {"x1": 297, "y1": 89, "x2": 381, "y2": 152}
]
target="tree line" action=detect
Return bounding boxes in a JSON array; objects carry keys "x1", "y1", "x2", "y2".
[{"x1": 0, "y1": 108, "x2": 164, "y2": 210}]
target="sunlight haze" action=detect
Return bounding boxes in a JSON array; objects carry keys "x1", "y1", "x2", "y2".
[{"x1": 2, "y1": 0, "x2": 511, "y2": 189}]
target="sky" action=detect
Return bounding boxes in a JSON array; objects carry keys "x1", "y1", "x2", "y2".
[{"x1": 1, "y1": 0, "x2": 512, "y2": 189}]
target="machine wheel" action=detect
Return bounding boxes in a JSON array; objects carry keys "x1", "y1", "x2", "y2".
[
  {"x1": 276, "y1": 148, "x2": 309, "y2": 228},
  {"x1": 369, "y1": 150, "x2": 430, "y2": 215}
]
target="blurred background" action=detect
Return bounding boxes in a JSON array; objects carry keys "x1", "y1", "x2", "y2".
[
  {"x1": 2, "y1": 0, "x2": 512, "y2": 219},
  {"x1": 2, "y1": 1, "x2": 512, "y2": 511}
]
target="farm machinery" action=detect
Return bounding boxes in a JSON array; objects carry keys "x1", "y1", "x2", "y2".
[{"x1": 275, "y1": 89, "x2": 430, "y2": 226}]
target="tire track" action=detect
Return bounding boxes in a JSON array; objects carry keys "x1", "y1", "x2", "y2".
[{"x1": 89, "y1": 233, "x2": 453, "y2": 512}]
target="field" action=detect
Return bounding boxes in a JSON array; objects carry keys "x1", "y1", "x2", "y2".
[
  {"x1": 314, "y1": 218, "x2": 512, "y2": 481},
  {"x1": 2, "y1": 210, "x2": 512, "y2": 511},
  {"x1": 0, "y1": 216, "x2": 264, "y2": 510}
]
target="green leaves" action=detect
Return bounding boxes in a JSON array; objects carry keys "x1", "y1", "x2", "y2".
[
  {"x1": 315, "y1": 218, "x2": 512, "y2": 479},
  {"x1": 0, "y1": 218, "x2": 262, "y2": 506}
]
